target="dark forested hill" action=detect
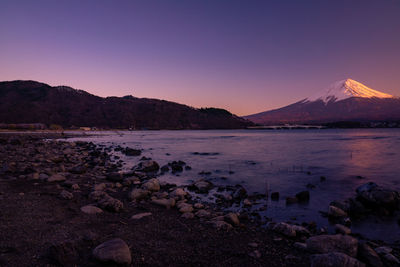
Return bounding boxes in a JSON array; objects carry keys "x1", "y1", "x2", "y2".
[{"x1": 0, "y1": 80, "x2": 252, "y2": 129}]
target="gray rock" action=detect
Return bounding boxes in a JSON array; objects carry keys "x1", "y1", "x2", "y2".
[
  {"x1": 93, "y1": 238, "x2": 131, "y2": 265},
  {"x1": 294, "y1": 242, "x2": 307, "y2": 250},
  {"x1": 195, "y1": 209, "x2": 211, "y2": 218},
  {"x1": 71, "y1": 184, "x2": 80, "y2": 190},
  {"x1": 382, "y1": 253, "x2": 400, "y2": 267},
  {"x1": 306, "y1": 234, "x2": 358, "y2": 257},
  {"x1": 131, "y1": 212, "x2": 152, "y2": 220},
  {"x1": 192, "y1": 179, "x2": 213, "y2": 193},
  {"x1": 98, "y1": 196, "x2": 123, "y2": 212},
  {"x1": 128, "y1": 188, "x2": 150, "y2": 201},
  {"x1": 135, "y1": 160, "x2": 159, "y2": 172},
  {"x1": 171, "y1": 188, "x2": 187, "y2": 198},
  {"x1": 291, "y1": 225, "x2": 311, "y2": 237},
  {"x1": 328, "y1": 205, "x2": 348, "y2": 218},
  {"x1": 335, "y1": 224, "x2": 351, "y2": 235},
  {"x1": 194, "y1": 203, "x2": 204, "y2": 209},
  {"x1": 151, "y1": 198, "x2": 175, "y2": 209},
  {"x1": 210, "y1": 220, "x2": 233, "y2": 230},
  {"x1": 356, "y1": 182, "x2": 400, "y2": 210},
  {"x1": 375, "y1": 246, "x2": 392, "y2": 255},
  {"x1": 47, "y1": 174, "x2": 66, "y2": 182},
  {"x1": 68, "y1": 165, "x2": 86, "y2": 174},
  {"x1": 224, "y1": 213, "x2": 240, "y2": 226},
  {"x1": 89, "y1": 190, "x2": 109, "y2": 201},
  {"x1": 181, "y1": 212, "x2": 194, "y2": 219},
  {"x1": 142, "y1": 178, "x2": 160, "y2": 192},
  {"x1": 358, "y1": 242, "x2": 383, "y2": 267},
  {"x1": 60, "y1": 190, "x2": 73, "y2": 200},
  {"x1": 273, "y1": 222, "x2": 296, "y2": 237},
  {"x1": 93, "y1": 183, "x2": 106, "y2": 191},
  {"x1": 177, "y1": 202, "x2": 193, "y2": 213},
  {"x1": 81, "y1": 205, "x2": 103, "y2": 214},
  {"x1": 311, "y1": 252, "x2": 365, "y2": 267}
]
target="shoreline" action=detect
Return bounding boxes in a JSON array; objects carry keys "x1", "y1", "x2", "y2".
[{"x1": 0, "y1": 133, "x2": 398, "y2": 266}]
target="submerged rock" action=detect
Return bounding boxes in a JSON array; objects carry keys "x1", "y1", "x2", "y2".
[
  {"x1": 271, "y1": 192, "x2": 279, "y2": 200},
  {"x1": 135, "y1": 160, "x2": 160, "y2": 172},
  {"x1": 188, "y1": 179, "x2": 214, "y2": 193},
  {"x1": 93, "y1": 238, "x2": 132, "y2": 265},
  {"x1": 296, "y1": 191, "x2": 310, "y2": 202}
]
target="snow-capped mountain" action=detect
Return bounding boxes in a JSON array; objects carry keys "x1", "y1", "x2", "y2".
[
  {"x1": 244, "y1": 79, "x2": 400, "y2": 125},
  {"x1": 306, "y1": 79, "x2": 393, "y2": 103}
]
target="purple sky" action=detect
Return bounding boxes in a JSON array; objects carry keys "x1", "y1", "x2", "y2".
[{"x1": 1, "y1": 0, "x2": 400, "y2": 115}]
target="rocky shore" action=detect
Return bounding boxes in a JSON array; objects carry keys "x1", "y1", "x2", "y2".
[{"x1": 0, "y1": 133, "x2": 399, "y2": 266}]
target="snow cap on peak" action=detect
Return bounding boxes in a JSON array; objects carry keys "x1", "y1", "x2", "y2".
[{"x1": 306, "y1": 78, "x2": 393, "y2": 103}]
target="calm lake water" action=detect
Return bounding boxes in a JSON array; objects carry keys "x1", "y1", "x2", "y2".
[{"x1": 68, "y1": 129, "x2": 400, "y2": 243}]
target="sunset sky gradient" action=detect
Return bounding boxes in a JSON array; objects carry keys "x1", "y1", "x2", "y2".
[{"x1": 1, "y1": 0, "x2": 400, "y2": 115}]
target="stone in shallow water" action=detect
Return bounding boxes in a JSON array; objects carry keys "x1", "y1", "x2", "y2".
[
  {"x1": 93, "y1": 238, "x2": 131, "y2": 265},
  {"x1": 295, "y1": 191, "x2": 310, "y2": 202}
]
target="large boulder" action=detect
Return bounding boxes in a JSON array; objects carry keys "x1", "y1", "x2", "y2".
[
  {"x1": 311, "y1": 252, "x2": 365, "y2": 267},
  {"x1": 93, "y1": 238, "x2": 131, "y2": 265},
  {"x1": 306, "y1": 234, "x2": 358, "y2": 257},
  {"x1": 356, "y1": 182, "x2": 400, "y2": 211}
]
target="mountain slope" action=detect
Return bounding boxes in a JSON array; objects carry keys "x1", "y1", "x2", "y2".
[
  {"x1": 245, "y1": 79, "x2": 400, "y2": 125},
  {"x1": 0, "y1": 80, "x2": 252, "y2": 129}
]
